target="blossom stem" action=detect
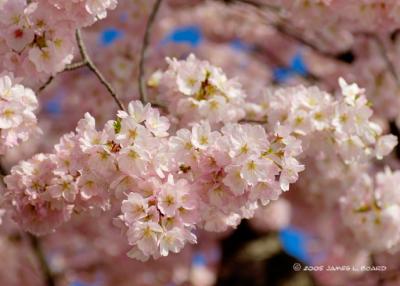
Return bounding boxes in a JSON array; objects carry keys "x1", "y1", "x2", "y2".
[
  {"x1": 221, "y1": 0, "x2": 281, "y2": 11},
  {"x1": 37, "y1": 61, "x2": 87, "y2": 93},
  {"x1": 28, "y1": 234, "x2": 56, "y2": 286},
  {"x1": 239, "y1": 119, "x2": 268, "y2": 124},
  {"x1": 75, "y1": 29, "x2": 126, "y2": 111},
  {"x1": 138, "y1": 0, "x2": 163, "y2": 104},
  {"x1": 65, "y1": 60, "x2": 88, "y2": 71},
  {"x1": 38, "y1": 76, "x2": 54, "y2": 93}
]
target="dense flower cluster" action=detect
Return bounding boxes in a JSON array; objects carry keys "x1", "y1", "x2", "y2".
[
  {"x1": 340, "y1": 168, "x2": 400, "y2": 252},
  {"x1": 4, "y1": 99, "x2": 304, "y2": 260},
  {"x1": 152, "y1": 54, "x2": 247, "y2": 125},
  {"x1": 3, "y1": 154, "x2": 72, "y2": 234},
  {"x1": 253, "y1": 78, "x2": 397, "y2": 164},
  {"x1": 0, "y1": 0, "x2": 117, "y2": 82},
  {"x1": 0, "y1": 74, "x2": 39, "y2": 154}
]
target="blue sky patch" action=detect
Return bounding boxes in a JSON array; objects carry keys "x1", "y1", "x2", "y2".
[
  {"x1": 100, "y1": 28, "x2": 124, "y2": 46},
  {"x1": 162, "y1": 25, "x2": 203, "y2": 47},
  {"x1": 279, "y1": 227, "x2": 312, "y2": 263},
  {"x1": 273, "y1": 51, "x2": 309, "y2": 82}
]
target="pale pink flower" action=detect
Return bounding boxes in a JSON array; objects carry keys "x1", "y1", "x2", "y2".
[{"x1": 121, "y1": 193, "x2": 148, "y2": 224}]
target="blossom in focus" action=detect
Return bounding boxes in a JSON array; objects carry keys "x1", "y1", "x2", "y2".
[{"x1": 0, "y1": 74, "x2": 40, "y2": 154}]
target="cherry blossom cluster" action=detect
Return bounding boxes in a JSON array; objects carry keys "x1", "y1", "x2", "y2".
[
  {"x1": 116, "y1": 104, "x2": 305, "y2": 260},
  {"x1": 0, "y1": 0, "x2": 117, "y2": 82},
  {"x1": 3, "y1": 153, "x2": 72, "y2": 234},
  {"x1": 340, "y1": 168, "x2": 400, "y2": 253},
  {"x1": 116, "y1": 120, "x2": 298, "y2": 260},
  {"x1": 0, "y1": 74, "x2": 40, "y2": 154},
  {"x1": 4, "y1": 99, "x2": 304, "y2": 260},
  {"x1": 151, "y1": 54, "x2": 247, "y2": 125},
  {"x1": 165, "y1": 121, "x2": 303, "y2": 220},
  {"x1": 3, "y1": 111, "x2": 119, "y2": 235},
  {"x1": 253, "y1": 78, "x2": 398, "y2": 164}
]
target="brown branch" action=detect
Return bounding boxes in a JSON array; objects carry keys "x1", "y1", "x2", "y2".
[
  {"x1": 28, "y1": 234, "x2": 56, "y2": 286},
  {"x1": 38, "y1": 76, "x2": 55, "y2": 93},
  {"x1": 65, "y1": 60, "x2": 87, "y2": 71},
  {"x1": 220, "y1": 0, "x2": 281, "y2": 12},
  {"x1": 138, "y1": 0, "x2": 163, "y2": 103},
  {"x1": 38, "y1": 61, "x2": 88, "y2": 93},
  {"x1": 239, "y1": 118, "x2": 267, "y2": 124},
  {"x1": 75, "y1": 29, "x2": 126, "y2": 111}
]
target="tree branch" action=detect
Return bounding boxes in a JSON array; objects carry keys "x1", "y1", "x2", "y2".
[
  {"x1": 239, "y1": 118, "x2": 268, "y2": 124},
  {"x1": 65, "y1": 60, "x2": 87, "y2": 71},
  {"x1": 38, "y1": 61, "x2": 88, "y2": 93},
  {"x1": 221, "y1": 0, "x2": 281, "y2": 12},
  {"x1": 38, "y1": 76, "x2": 55, "y2": 93},
  {"x1": 75, "y1": 29, "x2": 126, "y2": 111},
  {"x1": 138, "y1": 0, "x2": 163, "y2": 103},
  {"x1": 28, "y1": 234, "x2": 56, "y2": 286}
]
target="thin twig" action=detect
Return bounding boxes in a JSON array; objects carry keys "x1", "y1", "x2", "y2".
[
  {"x1": 138, "y1": 0, "x2": 163, "y2": 103},
  {"x1": 75, "y1": 29, "x2": 126, "y2": 111},
  {"x1": 28, "y1": 234, "x2": 56, "y2": 286},
  {"x1": 38, "y1": 76, "x2": 55, "y2": 93},
  {"x1": 239, "y1": 118, "x2": 267, "y2": 124},
  {"x1": 220, "y1": 0, "x2": 281, "y2": 12},
  {"x1": 38, "y1": 61, "x2": 95, "y2": 93},
  {"x1": 65, "y1": 60, "x2": 87, "y2": 71}
]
